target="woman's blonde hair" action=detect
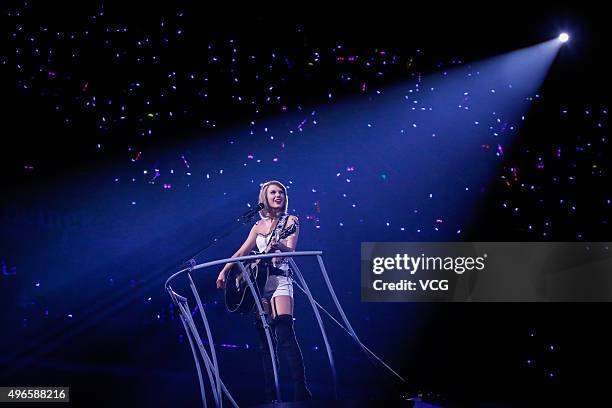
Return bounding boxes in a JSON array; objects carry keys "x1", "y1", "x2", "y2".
[{"x1": 258, "y1": 180, "x2": 288, "y2": 218}]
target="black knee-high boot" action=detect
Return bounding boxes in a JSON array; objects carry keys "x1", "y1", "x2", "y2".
[
  {"x1": 272, "y1": 314, "x2": 312, "y2": 401},
  {"x1": 254, "y1": 318, "x2": 279, "y2": 402}
]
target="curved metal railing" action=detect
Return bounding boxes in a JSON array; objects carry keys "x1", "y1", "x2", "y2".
[{"x1": 165, "y1": 251, "x2": 383, "y2": 408}]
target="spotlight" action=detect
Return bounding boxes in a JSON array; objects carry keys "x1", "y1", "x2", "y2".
[{"x1": 558, "y1": 33, "x2": 569, "y2": 43}]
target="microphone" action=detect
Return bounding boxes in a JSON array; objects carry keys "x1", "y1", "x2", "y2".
[{"x1": 239, "y1": 203, "x2": 264, "y2": 220}]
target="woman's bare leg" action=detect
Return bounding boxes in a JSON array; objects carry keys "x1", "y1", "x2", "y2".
[{"x1": 271, "y1": 295, "x2": 293, "y2": 318}]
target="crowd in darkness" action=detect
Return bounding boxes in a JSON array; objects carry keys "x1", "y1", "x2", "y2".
[
  {"x1": 1, "y1": 3, "x2": 610, "y2": 406},
  {"x1": 2, "y1": 3, "x2": 416, "y2": 170},
  {"x1": 2, "y1": 1, "x2": 609, "y2": 242},
  {"x1": 0, "y1": 2, "x2": 612, "y2": 236}
]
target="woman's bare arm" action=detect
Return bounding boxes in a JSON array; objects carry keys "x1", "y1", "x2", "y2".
[{"x1": 216, "y1": 224, "x2": 259, "y2": 289}]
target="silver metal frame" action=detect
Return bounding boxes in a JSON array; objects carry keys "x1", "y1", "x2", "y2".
[{"x1": 165, "y1": 251, "x2": 359, "y2": 407}]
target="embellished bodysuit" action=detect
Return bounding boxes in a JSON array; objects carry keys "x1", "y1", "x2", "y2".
[{"x1": 256, "y1": 220, "x2": 293, "y2": 300}]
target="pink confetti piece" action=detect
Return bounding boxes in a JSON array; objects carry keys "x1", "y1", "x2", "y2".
[
  {"x1": 496, "y1": 144, "x2": 504, "y2": 156},
  {"x1": 181, "y1": 154, "x2": 190, "y2": 168}
]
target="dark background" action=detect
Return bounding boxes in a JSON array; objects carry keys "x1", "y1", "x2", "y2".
[{"x1": 1, "y1": 1, "x2": 610, "y2": 407}]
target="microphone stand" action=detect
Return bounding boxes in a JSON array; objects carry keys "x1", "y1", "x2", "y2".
[{"x1": 181, "y1": 205, "x2": 262, "y2": 271}]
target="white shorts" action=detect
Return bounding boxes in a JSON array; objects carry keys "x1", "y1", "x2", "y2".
[{"x1": 262, "y1": 275, "x2": 294, "y2": 300}]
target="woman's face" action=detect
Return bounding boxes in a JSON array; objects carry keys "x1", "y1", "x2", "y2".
[{"x1": 266, "y1": 184, "x2": 285, "y2": 210}]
